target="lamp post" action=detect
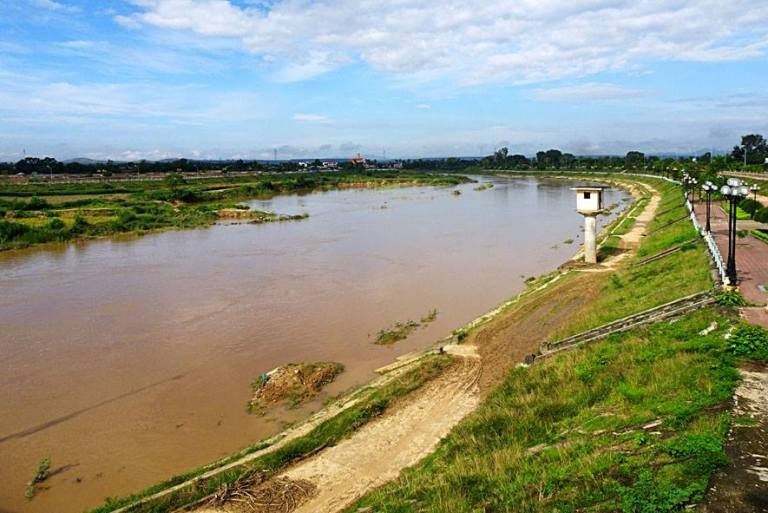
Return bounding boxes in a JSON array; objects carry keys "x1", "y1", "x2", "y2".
[
  {"x1": 721, "y1": 178, "x2": 749, "y2": 284},
  {"x1": 750, "y1": 184, "x2": 760, "y2": 219},
  {"x1": 682, "y1": 173, "x2": 697, "y2": 204},
  {"x1": 702, "y1": 182, "x2": 714, "y2": 232}
]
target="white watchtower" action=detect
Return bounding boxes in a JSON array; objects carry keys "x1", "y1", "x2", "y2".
[{"x1": 572, "y1": 186, "x2": 606, "y2": 264}]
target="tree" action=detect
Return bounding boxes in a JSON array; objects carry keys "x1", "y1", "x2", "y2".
[
  {"x1": 731, "y1": 134, "x2": 767, "y2": 165},
  {"x1": 625, "y1": 151, "x2": 645, "y2": 168},
  {"x1": 164, "y1": 172, "x2": 186, "y2": 190}
]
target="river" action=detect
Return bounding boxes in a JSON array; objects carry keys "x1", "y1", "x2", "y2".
[{"x1": 0, "y1": 175, "x2": 628, "y2": 513}]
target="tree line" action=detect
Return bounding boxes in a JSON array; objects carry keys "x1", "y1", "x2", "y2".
[{"x1": 3, "y1": 134, "x2": 767, "y2": 177}]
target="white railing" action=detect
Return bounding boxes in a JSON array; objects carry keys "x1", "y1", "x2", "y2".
[{"x1": 685, "y1": 193, "x2": 727, "y2": 284}]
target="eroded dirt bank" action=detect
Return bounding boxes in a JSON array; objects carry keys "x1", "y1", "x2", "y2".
[{"x1": 699, "y1": 363, "x2": 768, "y2": 513}]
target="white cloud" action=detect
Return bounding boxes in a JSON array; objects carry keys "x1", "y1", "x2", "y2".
[
  {"x1": 532, "y1": 83, "x2": 650, "y2": 101},
  {"x1": 29, "y1": 0, "x2": 67, "y2": 10},
  {"x1": 118, "y1": 0, "x2": 768, "y2": 85},
  {"x1": 292, "y1": 113, "x2": 328, "y2": 122},
  {"x1": 416, "y1": 103, "x2": 431, "y2": 109}
]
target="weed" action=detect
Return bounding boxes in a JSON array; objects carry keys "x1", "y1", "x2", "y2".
[
  {"x1": 715, "y1": 289, "x2": 747, "y2": 307},
  {"x1": 25, "y1": 457, "x2": 51, "y2": 499},
  {"x1": 421, "y1": 309, "x2": 439, "y2": 324},
  {"x1": 728, "y1": 324, "x2": 768, "y2": 358}
]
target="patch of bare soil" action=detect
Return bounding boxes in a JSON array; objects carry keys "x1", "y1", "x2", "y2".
[
  {"x1": 197, "y1": 350, "x2": 480, "y2": 513},
  {"x1": 699, "y1": 363, "x2": 768, "y2": 513},
  {"x1": 249, "y1": 362, "x2": 344, "y2": 412},
  {"x1": 471, "y1": 271, "x2": 605, "y2": 396}
]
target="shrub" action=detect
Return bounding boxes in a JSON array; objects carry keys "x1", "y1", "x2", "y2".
[
  {"x1": 755, "y1": 206, "x2": 768, "y2": 223},
  {"x1": 715, "y1": 289, "x2": 747, "y2": 307},
  {"x1": 48, "y1": 218, "x2": 65, "y2": 230},
  {"x1": 71, "y1": 215, "x2": 89, "y2": 234},
  {"x1": 0, "y1": 219, "x2": 29, "y2": 243},
  {"x1": 739, "y1": 197, "x2": 762, "y2": 216},
  {"x1": 728, "y1": 324, "x2": 768, "y2": 357}
]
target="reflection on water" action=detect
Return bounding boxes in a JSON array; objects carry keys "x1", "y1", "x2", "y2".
[{"x1": 0, "y1": 176, "x2": 628, "y2": 513}]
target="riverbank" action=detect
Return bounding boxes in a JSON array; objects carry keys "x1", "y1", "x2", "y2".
[
  {"x1": 4, "y1": 175, "x2": 612, "y2": 513},
  {"x1": 75, "y1": 173, "x2": 730, "y2": 513},
  {"x1": 191, "y1": 174, "x2": 766, "y2": 513},
  {"x1": 0, "y1": 172, "x2": 470, "y2": 251}
]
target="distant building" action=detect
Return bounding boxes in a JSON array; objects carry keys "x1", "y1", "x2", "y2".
[{"x1": 350, "y1": 153, "x2": 366, "y2": 165}]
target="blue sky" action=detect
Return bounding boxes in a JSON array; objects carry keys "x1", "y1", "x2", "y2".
[{"x1": 1, "y1": 0, "x2": 767, "y2": 161}]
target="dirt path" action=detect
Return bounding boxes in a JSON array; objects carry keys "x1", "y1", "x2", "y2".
[
  {"x1": 196, "y1": 346, "x2": 480, "y2": 513},
  {"x1": 699, "y1": 363, "x2": 768, "y2": 512}
]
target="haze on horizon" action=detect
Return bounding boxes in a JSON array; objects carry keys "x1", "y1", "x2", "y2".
[{"x1": 1, "y1": 0, "x2": 767, "y2": 162}]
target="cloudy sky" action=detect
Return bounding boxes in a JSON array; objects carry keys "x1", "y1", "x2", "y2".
[{"x1": 1, "y1": 0, "x2": 767, "y2": 161}]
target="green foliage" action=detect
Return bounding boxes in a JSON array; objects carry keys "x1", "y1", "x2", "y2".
[
  {"x1": 739, "y1": 197, "x2": 763, "y2": 215},
  {"x1": 619, "y1": 469, "x2": 700, "y2": 513},
  {"x1": 728, "y1": 324, "x2": 768, "y2": 358},
  {"x1": 752, "y1": 229, "x2": 768, "y2": 244},
  {"x1": 755, "y1": 206, "x2": 768, "y2": 223},
  {"x1": 25, "y1": 457, "x2": 51, "y2": 499},
  {"x1": 375, "y1": 320, "x2": 420, "y2": 345},
  {"x1": 715, "y1": 289, "x2": 747, "y2": 307}
]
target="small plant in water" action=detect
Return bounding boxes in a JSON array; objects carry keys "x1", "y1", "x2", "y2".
[
  {"x1": 25, "y1": 457, "x2": 51, "y2": 499},
  {"x1": 375, "y1": 320, "x2": 420, "y2": 345},
  {"x1": 420, "y1": 309, "x2": 438, "y2": 324}
]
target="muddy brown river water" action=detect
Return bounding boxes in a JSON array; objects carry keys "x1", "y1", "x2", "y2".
[{"x1": 0, "y1": 176, "x2": 628, "y2": 513}]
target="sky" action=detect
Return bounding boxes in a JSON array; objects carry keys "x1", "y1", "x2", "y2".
[{"x1": 1, "y1": 0, "x2": 768, "y2": 161}]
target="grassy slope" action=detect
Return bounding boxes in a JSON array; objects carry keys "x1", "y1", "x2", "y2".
[
  {"x1": 554, "y1": 178, "x2": 711, "y2": 339},
  {"x1": 351, "y1": 309, "x2": 737, "y2": 513},
  {"x1": 348, "y1": 176, "x2": 730, "y2": 513}
]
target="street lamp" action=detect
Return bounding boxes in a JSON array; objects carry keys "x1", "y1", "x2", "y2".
[
  {"x1": 721, "y1": 178, "x2": 749, "y2": 284},
  {"x1": 702, "y1": 182, "x2": 714, "y2": 232},
  {"x1": 682, "y1": 173, "x2": 698, "y2": 203},
  {"x1": 750, "y1": 184, "x2": 760, "y2": 219}
]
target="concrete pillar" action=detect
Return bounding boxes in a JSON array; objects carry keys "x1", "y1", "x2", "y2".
[{"x1": 584, "y1": 214, "x2": 597, "y2": 264}]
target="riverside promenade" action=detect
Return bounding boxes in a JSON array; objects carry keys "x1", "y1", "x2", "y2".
[{"x1": 692, "y1": 198, "x2": 768, "y2": 327}]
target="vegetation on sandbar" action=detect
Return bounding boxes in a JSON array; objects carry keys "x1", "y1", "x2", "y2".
[
  {"x1": 0, "y1": 171, "x2": 470, "y2": 250},
  {"x1": 248, "y1": 362, "x2": 344, "y2": 413},
  {"x1": 375, "y1": 309, "x2": 439, "y2": 345}
]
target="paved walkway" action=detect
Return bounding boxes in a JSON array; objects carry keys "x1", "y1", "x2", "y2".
[{"x1": 692, "y1": 199, "x2": 768, "y2": 327}]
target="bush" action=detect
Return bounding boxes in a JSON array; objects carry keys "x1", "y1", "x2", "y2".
[
  {"x1": 48, "y1": 218, "x2": 65, "y2": 230},
  {"x1": 728, "y1": 324, "x2": 768, "y2": 357},
  {"x1": 0, "y1": 219, "x2": 30, "y2": 243},
  {"x1": 715, "y1": 289, "x2": 747, "y2": 307},
  {"x1": 739, "y1": 198, "x2": 762, "y2": 216},
  {"x1": 755, "y1": 206, "x2": 768, "y2": 223}
]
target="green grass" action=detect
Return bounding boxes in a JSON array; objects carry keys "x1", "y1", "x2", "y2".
[
  {"x1": 555, "y1": 179, "x2": 711, "y2": 339},
  {"x1": 88, "y1": 355, "x2": 452, "y2": 513},
  {"x1": 753, "y1": 229, "x2": 768, "y2": 244},
  {"x1": 348, "y1": 308, "x2": 739, "y2": 513}
]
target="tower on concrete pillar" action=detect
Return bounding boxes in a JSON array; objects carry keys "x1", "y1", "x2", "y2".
[{"x1": 572, "y1": 186, "x2": 606, "y2": 264}]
